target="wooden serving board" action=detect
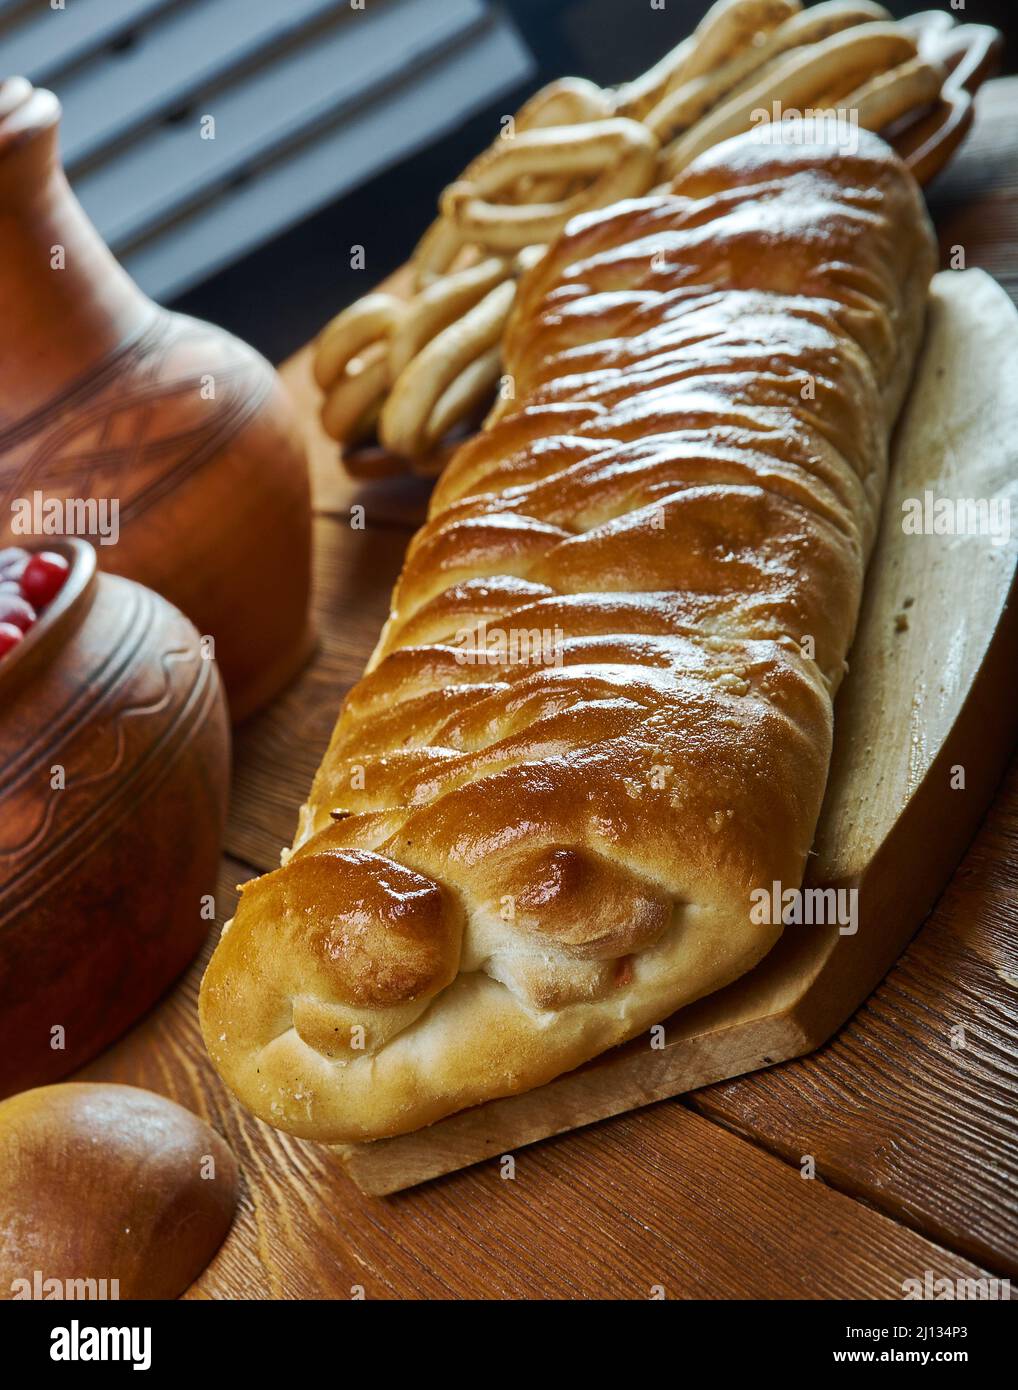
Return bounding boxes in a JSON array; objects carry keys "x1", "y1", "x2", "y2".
[{"x1": 337, "y1": 267, "x2": 1018, "y2": 1194}]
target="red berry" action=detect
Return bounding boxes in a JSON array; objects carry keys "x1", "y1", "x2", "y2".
[
  {"x1": 19, "y1": 550, "x2": 70, "y2": 607},
  {"x1": 0, "y1": 594, "x2": 37, "y2": 632},
  {"x1": 0, "y1": 621, "x2": 23, "y2": 657}
]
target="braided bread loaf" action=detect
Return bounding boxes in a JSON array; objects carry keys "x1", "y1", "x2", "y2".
[{"x1": 201, "y1": 127, "x2": 936, "y2": 1142}]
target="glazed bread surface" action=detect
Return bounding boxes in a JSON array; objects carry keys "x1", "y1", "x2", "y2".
[{"x1": 200, "y1": 126, "x2": 936, "y2": 1142}]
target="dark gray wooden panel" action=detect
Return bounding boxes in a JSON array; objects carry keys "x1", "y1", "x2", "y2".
[
  {"x1": 74, "y1": 0, "x2": 492, "y2": 245},
  {"x1": 0, "y1": 0, "x2": 179, "y2": 80},
  {"x1": 1, "y1": 0, "x2": 535, "y2": 301},
  {"x1": 57, "y1": 0, "x2": 346, "y2": 167},
  {"x1": 122, "y1": 15, "x2": 532, "y2": 298}
]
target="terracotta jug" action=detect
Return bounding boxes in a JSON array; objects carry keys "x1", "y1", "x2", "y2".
[{"x1": 0, "y1": 78, "x2": 313, "y2": 722}]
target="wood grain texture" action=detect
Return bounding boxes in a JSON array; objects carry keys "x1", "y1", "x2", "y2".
[
  {"x1": 691, "y1": 757, "x2": 1018, "y2": 1279},
  {"x1": 77, "y1": 866, "x2": 998, "y2": 1300},
  {"x1": 225, "y1": 516, "x2": 409, "y2": 870},
  {"x1": 927, "y1": 78, "x2": 1018, "y2": 303},
  {"x1": 681, "y1": 82, "x2": 1018, "y2": 1281}
]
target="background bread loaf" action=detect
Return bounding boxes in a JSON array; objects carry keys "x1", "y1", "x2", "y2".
[{"x1": 201, "y1": 126, "x2": 937, "y2": 1143}]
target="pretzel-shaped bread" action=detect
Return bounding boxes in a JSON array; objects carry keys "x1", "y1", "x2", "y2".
[
  {"x1": 314, "y1": 293, "x2": 405, "y2": 445},
  {"x1": 660, "y1": 21, "x2": 926, "y2": 174},
  {"x1": 312, "y1": 1, "x2": 972, "y2": 471},
  {"x1": 202, "y1": 128, "x2": 936, "y2": 1141},
  {"x1": 440, "y1": 118, "x2": 659, "y2": 252}
]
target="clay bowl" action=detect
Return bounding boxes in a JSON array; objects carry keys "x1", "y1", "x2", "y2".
[{"x1": 0, "y1": 540, "x2": 230, "y2": 1097}]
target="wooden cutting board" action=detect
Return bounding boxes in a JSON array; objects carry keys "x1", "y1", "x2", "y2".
[{"x1": 337, "y1": 267, "x2": 1018, "y2": 1193}]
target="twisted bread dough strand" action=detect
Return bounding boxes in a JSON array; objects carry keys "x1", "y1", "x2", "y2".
[
  {"x1": 201, "y1": 128, "x2": 936, "y2": 1142},
  {"x1": 388, "y1": 258, "x2": 509, "y2": 382},
  {"x1": 441, "y1": 119, "x2": 659, "y2": 252},
  {"x1": 676, "y1": 0, "x2": 803, "y2": 88},
  {"x1": 839, "y1": 54, "x2": 945, "y2": 130},
  {"x1": 380, "y1": 280, "x2": 517, "y2": 457},
  {"x1": 661, "y1": 21, "x2": 917, "y2": 175},
  {"x1": 412, "y1": 77, "x2": 614, "y2": 286},
  {"x1": 645, "y1": 1, "x2": 890, "y2": 143},
  {"x1": 617, "y1": 0, "x2": 801, "y2": 119},
  {"x1": 315, "y1": 294, "x2": 405, "y2": 445}
]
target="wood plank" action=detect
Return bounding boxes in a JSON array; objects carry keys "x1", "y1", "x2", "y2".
[
  {"x1": 56, "y1": 0, "x2": 349, "y2": 169},
  {"x1": 678, "y1": 77, "x2": 1018, "y2": 1281},
  {"x1": 198, "y1": 1106, "x2": 1002, "y2": 1299},
  {"x1": 0, "y1": 0, "x2": 179, "y2": 84},
  {"x1": 225, "y1": 515, "x2": 410, "y2": 871},
  {"x1": 74, "y1": 0, "x2": 499, "y2": 245},
  {"x1": 76, "y1": 874, "x2": 998, "y2": 1299},
  {"x1": 927, "y1": 78, "x2": 1018, "y2": 305},
  {"x1": 690, "y1": 756, "x2": 1018, "y2": 1278}
]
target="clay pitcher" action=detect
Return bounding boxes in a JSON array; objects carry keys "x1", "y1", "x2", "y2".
[{"x1": 0, "y1": 78, "x2": 313, "y2": 721}]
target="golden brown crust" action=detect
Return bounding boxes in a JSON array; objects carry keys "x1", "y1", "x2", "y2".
[{"x1": 200, "y1": 127, "x2": 936, "y2": 1142}]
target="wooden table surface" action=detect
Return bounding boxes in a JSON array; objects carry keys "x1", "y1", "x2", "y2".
[{"x1": 80, "y1": 79, "x2": 1018, "y2": 1299}]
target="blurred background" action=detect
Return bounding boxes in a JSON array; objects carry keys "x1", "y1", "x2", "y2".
[{"x1": 2, "y1": 0, "x2": 1014, "y2": 363}]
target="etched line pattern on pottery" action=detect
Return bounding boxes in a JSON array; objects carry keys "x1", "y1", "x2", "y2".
[
  {"x1": 0, "y1": 635, "x2": 195, "y2": 857},
  {"x1": 0, "y1": 590, "x2": 218, "y2": 917},
  {"x1": 0, "y1": 313, "x2": 166, "y2": 447},
  {"x1": 0, "y1": 639, "x2": 218, "y2": 921},
  {"x1": 0, "y1": 314, "x2": 271, "y2": 531},
  {"x1": 0, "y1": 579, "x2": 151, "y2": 792}
]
